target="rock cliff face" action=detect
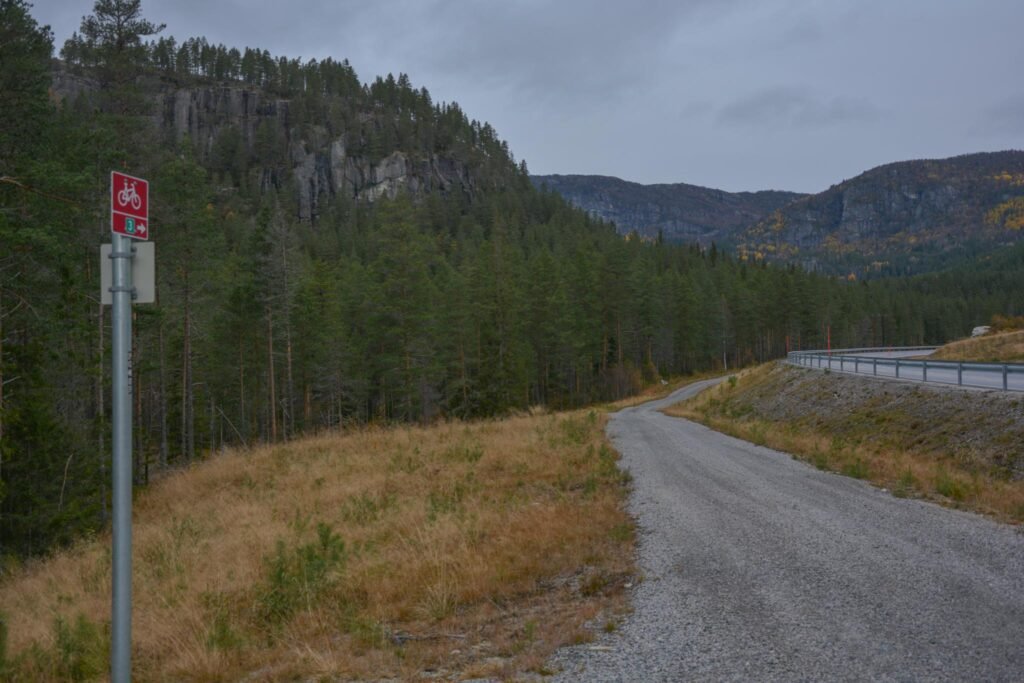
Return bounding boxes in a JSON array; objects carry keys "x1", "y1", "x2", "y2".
[
  {"x1": 530, "y1": 174, "x2": 804, "y2": 244},
  {"x1": 160, "y1": 86, "x2": 475, "y2": 220},
  {"x1": 738, "y1": 151, "x2": 1024, "y2": 276},
  {"x1": 51, "y1": 68, "x2": 477, "y2": 221}
]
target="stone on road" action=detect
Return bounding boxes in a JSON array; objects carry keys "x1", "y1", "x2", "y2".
[{"x1": 550, "y1": 380, "x2": 1024, "y2": 681}]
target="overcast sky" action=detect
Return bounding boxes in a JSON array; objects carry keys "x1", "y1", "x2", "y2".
[{"x1": 35, "y1": 0, "x2": 1024, "y2": 193}]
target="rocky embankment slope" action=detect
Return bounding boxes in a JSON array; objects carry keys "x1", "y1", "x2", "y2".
[
  {"x1": 749, "y1": 365, "x2": 1023, "y2": 478},
  {"x1": 670, "y1": 363, "x2": 1024, "y2": 522}
]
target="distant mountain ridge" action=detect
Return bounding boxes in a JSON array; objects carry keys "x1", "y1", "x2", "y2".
[
  {"x1": 530, "y1": 174, "x2": 804, "y2": 244},
  {"x1": 736, "y1": 150, "x2": 1024, "y2": 276},
  {"x1": 535, "y1": 151, "x2": 1024, "y2": 276}
]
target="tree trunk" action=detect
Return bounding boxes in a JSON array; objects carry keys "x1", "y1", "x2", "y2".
[
  {"x1": 158, "y1": 321, "x2": 168, "y2": 467},
  {"x1": 304, "y1": 383, "x2": 312, "y2": 428},
  {"x1": 209, "y1": 394, "x2": 215, "y2": 454},
  {"x1": 616, "y1": 317, "x2": 624, "y2": 365},
  {"x1": 133, "y1": 310, "x2": 142, "y2": 483},
  {"x1": 459, "y1": 341, "x2": 469, "y2": 411},
  {"x1": 238, "y1": 342, "x2": 245, "y2": 442},
  {"x1": 267, "y1": 306, "x2": 277, "y2": 442},
  {"x1": 282, "y1": 242, "x2": 294, "y2": 439},
  {"x1": 285, "y1": 320, "x2": 294, "y2": 440},
  {"x1": 0, "y1": 286, "x2": 4, "y2": 486},
  {"x1": 97, "y1": 297, "x2": 108, "y2": 521},
  {"x1": 182, "y1": 271, "x2": 194, "y2": 461}
]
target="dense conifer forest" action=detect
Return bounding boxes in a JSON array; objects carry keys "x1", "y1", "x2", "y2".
[{"x1": 1, "y1": 0, "x2": 1022, "y2": 557}]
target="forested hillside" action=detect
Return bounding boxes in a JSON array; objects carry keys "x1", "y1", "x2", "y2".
[
  {"x1": 737, "y1": 151, "x2": 1024, "y2": 277},
  {"x1": 535, "y1": 154, "x2": 1024, "y2": 280},
  {"x1": 530, "y1": 174, "x2": 803, "y2": 244},
  {"x1": 1, "y1": 0, "x2": 1022, "y2": 558}
]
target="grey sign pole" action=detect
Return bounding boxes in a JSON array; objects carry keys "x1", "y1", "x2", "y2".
[{"x1": 110, "y1": 232, "x2": 133, "y2": 682}]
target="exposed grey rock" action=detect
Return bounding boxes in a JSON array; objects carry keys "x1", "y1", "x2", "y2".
[{"x1": 50, "y1": 69, "x2": 478, "y2": 222}]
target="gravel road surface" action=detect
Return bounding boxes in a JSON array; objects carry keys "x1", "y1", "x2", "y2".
[{"x1": 549, "y1": 379, "x2": 1024, "y2": 682}]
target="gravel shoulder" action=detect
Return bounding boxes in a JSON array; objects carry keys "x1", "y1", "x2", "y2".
[{"x1": 548, "y1": 379, "x2": 1024, "y2": 682}]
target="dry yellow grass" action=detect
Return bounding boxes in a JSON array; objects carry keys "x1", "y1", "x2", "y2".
[
  {"x1": 665, "y1": 364, "x2": 1024, "y2": 524},
  {"x1": 0, "y1": 410, "x2": 635, "y2": 680},
  {"x1": 929, "y1": 329, "x2": 1024, "y2": 363}
]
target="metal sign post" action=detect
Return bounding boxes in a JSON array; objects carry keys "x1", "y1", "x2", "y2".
[
  {"x1": 110, "y1": 232, "x2": 133, "y2": 683},
  {"x1": 107, "y1": 170, "x2": 150, "y2": 683}
]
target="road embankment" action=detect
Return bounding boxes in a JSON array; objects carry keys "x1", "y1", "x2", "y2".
[{"x1": 666, "y1": 362, "x2": 1024, "y2": 523}]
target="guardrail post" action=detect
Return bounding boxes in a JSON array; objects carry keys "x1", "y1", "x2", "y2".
[
  {"x1": 1004, "y1": 365, "x2": 1009, "y2": 391},
  {"x1": 855, "y1": 357, "x2": 859, "y2": 374},
  {"x1": 873, "y1": 358, "x2": 877, "y2": 376},
  {"x1": 958, "y1": 362, "x2": 962, "y2": 386},
  {"x1": 896, "y1": 359, "x2": 900, "y2": 378},
  {"x1": 840, "y1": 357, "x2": 844, "y2": 372},
  {"x1": 923, "y1": 360, "x2": 928, "y2": 382}
]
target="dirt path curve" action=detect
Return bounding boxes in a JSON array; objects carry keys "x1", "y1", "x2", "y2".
[{"x1": 549, "y1": 379, "x2": 1024, "y2": 681}]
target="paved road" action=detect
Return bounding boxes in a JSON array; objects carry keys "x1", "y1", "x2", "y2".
[
  {"x1": 550, "y1": 380, "x2": 1024, "y2": 681},
  {"x1": 793, "y1": 349, "x2": 1024, "y2": 392}
]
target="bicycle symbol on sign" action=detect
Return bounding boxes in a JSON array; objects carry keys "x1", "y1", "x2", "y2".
[{"x1": 117, "y1": 180, "x2": 142, "y2": 211}]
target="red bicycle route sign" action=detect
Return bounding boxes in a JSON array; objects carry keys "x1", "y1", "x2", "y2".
[{"x1": 111, "y1": 171, "x2": 149, "y2": 240}]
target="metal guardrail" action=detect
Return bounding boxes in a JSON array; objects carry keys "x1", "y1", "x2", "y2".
[{"x1": 786, "y1": 347, "x2": 1024, "y2": 393}]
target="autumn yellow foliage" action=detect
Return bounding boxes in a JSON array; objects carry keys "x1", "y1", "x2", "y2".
[
  {"x1": 985, "y1": 197, "x2": 1024, "y2": 231},
  {"x1": 991, "y1": 171, "x2": 1024, "y2": 186}
]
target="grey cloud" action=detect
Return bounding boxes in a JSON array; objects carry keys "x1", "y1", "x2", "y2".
[
  {"x1": 679, "y1": 101, "x2": 713, "y2": 120},
  {"x1": 350, "y1": 0, "x2": 739, "y2": 106},
  {"x1": 717, "y1": 87, "x2": 880, "y2": 128},
  {"x1": 984, "y1": 95, "x2": 1024, "y2": 135}
]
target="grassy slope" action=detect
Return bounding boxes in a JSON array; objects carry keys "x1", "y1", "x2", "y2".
[
  {"x1": 929, "y1": 329, "x2": 1024, "y2": 363},
  {"x1": 0, "y1": 411, "x2": 635, "y2": 681},
  {"x1": 665, "y1": 363, "x2": 1024, "y2": 523}
]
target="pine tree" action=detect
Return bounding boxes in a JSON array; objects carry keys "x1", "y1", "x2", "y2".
[{"x1": 74, "y1": 0, "x2": 164, "y2": 94}]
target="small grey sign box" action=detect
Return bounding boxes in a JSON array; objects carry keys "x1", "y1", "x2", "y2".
[{"x1": 101, "y1": 242, "x2": 156, "y2": 304}]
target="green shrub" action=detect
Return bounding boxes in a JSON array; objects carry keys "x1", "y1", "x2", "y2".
[
  {"x1": 811, "y1": 450, "x2": 830, "y2": 471},
  {"x1": 341, "y1": 491, "x2": 395, "y2": 525},
  {"x1": 893, "y1": 469, "x2": 918, "y2": 498},
  {"x1": 207, "y1": 609, "x2": 243, "y2": 651},
  {"x1": 202, "y1": 592, "x2": 244, "y2": 652},
  {"x1": 841, "y1": 458, "x2": 870, "y2": 480},
  {"x1": 54, "y1": 614, "x2": 106, "y2": 682},
  {"x1": 559, "y1": 411, "x2": 597, "y2": 445},
  {"x1": 427, "y1": 480, "x2": 468, "y2": 519},
  {"x1": 257, "y1": 522, "x2": 347, "y2": 628},
  {"x1": 935, "y1": 470, "x2": 967, "y2": 501},
  {"x1": 597, "y1": 444, "x2": 619, "y2": 479}
]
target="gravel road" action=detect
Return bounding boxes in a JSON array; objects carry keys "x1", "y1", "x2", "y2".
[{"x1": 549, "y1": 379, "x2": 1024, "y2": 682}]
